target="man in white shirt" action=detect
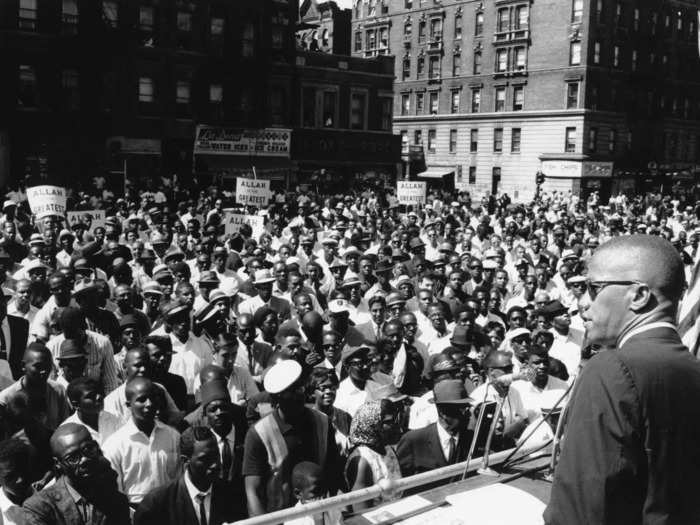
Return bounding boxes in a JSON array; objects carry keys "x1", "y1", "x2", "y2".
[
  {"x1": 538, "y1": 300, "x2": 583, "y2": 378},
  {"x1": 511, "y1": 348, "x2": 569, "y2": 422},
  {"x1": 103, "y1": 377, "x2": 181, "y2": 506},
  {"x1": 333, "y1": 345, "x2": 390, "y2": 419}
]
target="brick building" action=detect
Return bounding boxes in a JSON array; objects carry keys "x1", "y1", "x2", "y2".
[
  {"x1": 351, "y1": 0, "x2": 700, "y2": 201},
  {"x1": 298, "y1": 0, "x2": 352, "y2": 55}
]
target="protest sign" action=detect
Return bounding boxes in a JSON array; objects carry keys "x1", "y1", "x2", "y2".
[
  {"x1": 27, "y1": 186, "x2": 67, "y2": 219},
  {"x1": 224, "y1": 212, "x2": 265, "y2": 240},
  {"x1": 236, "y1": 177, "x2": 271, "y2": 207},
  {"x1": 66, "y1": 210, "x2": 106, "y2": 233},
  {"x1": 397, "y1": 181, "x2": 426, "y2": 206}
]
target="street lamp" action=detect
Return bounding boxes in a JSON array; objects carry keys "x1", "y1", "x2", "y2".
[{"x1": 535, "y1": 170, "x2": 544, "y2": 201}]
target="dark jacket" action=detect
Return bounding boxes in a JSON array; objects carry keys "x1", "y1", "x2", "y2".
[
  {"x1": 133, "y1": 476, "x2": 245, "y2": 525},
  {"x1": 545, "y1": 326, "x2": 700, "y2": 524},
  {"x1": 22, "y1": 476, "x2": 130, "y2": 525},
  {"x1": 6, "y1": 314, "x2": 29, "y2": 380}
]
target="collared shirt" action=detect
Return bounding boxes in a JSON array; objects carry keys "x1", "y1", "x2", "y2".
[
  {"x1": 169, "y1": 332, "x2": 213, "y2": 395},
  {"x1": 64, "y1": 477, "x2": 93, "y2": 524},
  {"x1": 0, "y1": 487, "x2": 25, "y2": 525},
  {"x1": 0, "y1": 377, "x2": 71, "y2": 430},
  {"x1": 103, "y1": 419, "x2": 181, "y2": 505},
  {"x1": 183, "y1": 469, "x2": 211, "y2": 525},
  {"x1": 237, "y1": 295, "x2": 269, "y2": 317},
  {"x1": 469, "y1": 382, "x2": 528, "y2": 428},
  {"x1": 103, "y1": 381, "x2": 180, "y2": 427},
  {"x1": 435, "y1": 419, "x2": 458, "y2": 462},
  {"x1": 7, "y1": 300, "x2": 38, "y2": 324},
  {"x1": 235, "y1": 340, "x2": 272, "y2": 382},
  {"x1": 47, "y1": 331, "x2": 120, "y2": 394},
  {"x1": 29, "y1": 296, "x2": 79, "y2": 342},
  {"x1": 333, "y1": 374, "x2": 391, "y2": 419},
  {"x1": 511, "y1": 376, "x2": 569, "y2": 422},
  {"x1": 59, "y1": 410, "x2": 123, "y2": 445},
  {"x1": 548, "y1": 330, "x2": 582, "y2": 378},
  {"x1": 618, "y1": 321, "x2": 677, "y2": 349}
]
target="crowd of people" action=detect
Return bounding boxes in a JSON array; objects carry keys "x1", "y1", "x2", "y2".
[{"x1": 0, "y1": 178, "x2": 698, "y2": 525}]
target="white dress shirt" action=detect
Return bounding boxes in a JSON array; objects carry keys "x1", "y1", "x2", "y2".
[
  {"x1": 0, "y1": 487, "x2": 24, "y2": 525},
  {"x1": 59, "y1": 410, "x2": 123, "y2": 445},
  {"x1": 102, "y1": 419, "x2": 181, "y2": 505},
  {"x1": 169, "y1": 333, "x2": 213, "y2": 395},
  {"x1": 333, "y1": 374, "x2": 392, "y2": 419},
  {"x1": 511, "y1": 376, "x2": 569, "y2": 422},
  {"x1": 7, "y1": 300, "x2": 37, "y2": 324},
  {"x1": 183, "y1": 469, "x2": 211, "y2": 525},
  {"x1": 103, "y1": 382, "x2": 180, "y2": 427}
]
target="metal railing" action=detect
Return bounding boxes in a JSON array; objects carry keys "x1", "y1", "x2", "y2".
[{"x1": 231, "y1": 441, "x2": 547, "y2": 525}]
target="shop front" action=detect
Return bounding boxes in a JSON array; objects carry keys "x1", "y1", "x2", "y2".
[{"x1": 539, "y1": 157, "x2": 614, "y2": 201}]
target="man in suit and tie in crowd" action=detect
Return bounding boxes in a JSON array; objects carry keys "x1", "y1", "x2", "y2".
[
  {"x1": 545, "y1": 235, "x2": 700, "y2": 524},
  {"x1": 0, "y1": 286, "x2": 29, "y2": 381},
  {"x1": 396, "y1": 380, "x2": 474, "y2": 491},
  {"x1": 134, "y1": 425, "x2": 244, "y2": 525}
]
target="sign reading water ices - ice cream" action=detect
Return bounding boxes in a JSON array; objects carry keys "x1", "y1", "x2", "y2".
[
  {"x1": 236, "y1": 177, "x2": 271, "y2": 207},
  {"x1": 193, "y1": 126, "x2": 291, "y2": 157},
  {"x1": 397, "y1": 181, "x2": 427, "y2": 205},
  {"x1": 27, "y1": 185, "x2": 67, "y2": 219},
  {"x1": 224, "y1": 212, "x2": 265, "y2": 240}
]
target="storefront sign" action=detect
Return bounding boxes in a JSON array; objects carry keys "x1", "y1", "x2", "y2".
[
  {"x1": 66, "y1": 210, "x2": 105, "y2": 233},
  {"x1": 27, "y1": 185, "x2": 67, "y2": 219},
  {"x1": 581, "y1": 161, "x2": 613, "y2": 178},
  {"x1": 194, "y1": 126, "x2": 291, "y2": 158},
  {"x1": 224, "y1": 212, "x2": 265, "y2": 239},
  {"x1": 542, "y1": 160, "x2": 614, "y2": 179},
  {"x1": 236, "y1": 177, "x2": 271, "y2": 207},
  {"x1": 397, "y1": 181, "x2": 426, "y2": 205}
]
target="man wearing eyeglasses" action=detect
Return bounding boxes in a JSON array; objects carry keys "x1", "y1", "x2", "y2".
[
  {"x1": 22, "y1": 423, "x2": 130, "y2": 525},
  {"x1": 546, "y1": 235, "x2": 700, "y2": 524}
]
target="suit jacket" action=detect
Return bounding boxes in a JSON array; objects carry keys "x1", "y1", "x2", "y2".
[
  {"x1": 22, "y1": 476, "x2": 130, "y2": 525},
  {"x1": 7, "y1": 314, "x2": 29, "y2": 380},
  {"x1": 352, "y1": 321, "x2": 383, "y2": 345},
  {"x1": 545, "y1": 326, "x2": 700, "y2": 525},
  {"x1": 133, "y1": 476, "x2": 245, "y2": 525},
  {"x1": 396, "y1": 423, "x2": 472, "y2": 478}
]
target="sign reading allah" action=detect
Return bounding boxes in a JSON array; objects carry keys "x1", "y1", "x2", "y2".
[
  {"x1": 236, "y1": 177, "x2": 271, "y2": 207},
  {"x1": 27, "y1": 185, "x2": 67, "y2": 219},
  {"x1": 194, "y1": 126, "x2": 291, "y2": 157},
  {"x1": 224, "y1": 212, "x2": 265, "y2": 239}
]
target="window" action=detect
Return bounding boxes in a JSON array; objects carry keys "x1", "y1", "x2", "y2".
[
  {"x1": 570, "y1": 42, "x2": 581, "y2": 65},
  {"x1": 402, "y1": 58, "x2": 411, "y2": 80},
  {"x1": 102, "y1": 1, "x2": 118, "y2": 27},
  {"x1": 565, "y1": 127, "x2": 576, "y2": 152},
  {"x1": 366, "y1": 30, "x2": 376, "y2": 50},
  {"x1": 595, "y1": 0, "x2": 603, "y2": 22},
  {"x1": 19, "y1": 0, "x2": 37, "y2": 30},
  {"x1": 593, "y1": 41, "x2": 601, "y2": 64},
  {"x1": 62, "y1": 0, "x2": 79, "y2": 34},
  {"x1": 61, "y1": 69, "x2": 79, "y2": 110},
  {"x1": 452, "y1": 54, "x2": 461, "y2": 76},
  {"x1": 496, "y1": 49, "x2": 508, "y2": 72},
  {"x1": 449, "y1": 130, "x2": 458, "y2": 153},
  {"x1": 590, "y1": 85, "x2": 599, "y2": 110},
  {"x1": 368, "y1": 0, "x2": 376, "y2": 17},
  {"x1": 401, "y1": 93, "x2": 410, "y2": 115},
  {"x1": 418, "y1": 21, "x2": 426, "y2": 42},
  {"x1": 566, "y1": 82, "x2": 579, "y2": 109},
  {"x1": 572, "y1": 0, "x2": 583, "y2": 23},
  {"x1": 401, "y1": 131, "x2": 409, "y2": 154},
  {"x1": 612, "y1": 45, "x2": 621, "y2": 67},
  {"x1": 429, "y1": 56, "x2": 440, "y2": 79},
  {"x1": 471, "y1": 89, "x2": 481, "y2": 112},
  {"x1": 633, "y1": 8, "x2": 639, "y2": 30},
  {"x1": 588, "y1": 127, "x2": 597, "y2": 151},
  {"x1": 513, "y1": 86, "x2": 524, "y2": 110},
  {"x1": 414, "y1": 129, "x2": 422, "y2": 145},
  {"x1": 416, "y1": 92, "x2": 424, "y2": 114},
  {"x1": 271, "y1": 26, "x2": 284, "y2": 49},
  {"x1": 177, "y1": 11, "x2": 192, "y2": 32},
  {"x1": 322, "y1": 90, "x2": 337, "y2": 127},
  {"x1": 493, "y1": 128, "x2": 503, "y2": 152},
  {"x1": 242, "y1": 22, "x2": 255, "y2": 57},
  {"x1": 475, "y1": 12, "x2": 484, "y2": 36},
  {"x1": 350, "y1": 92, "x2": 367, "y2": 130},
  {"x1": 18, "y1": 65, "x2": 37, "y2": 107},
  {"x1": 210, "y1": 17, "x2": 224, "y2": 37},
  {"x1": 609, "y1": 129, "x2": 617, "y2": 153},
  {"x1": 631, "y1": 49, "x2": 637, "y2": 70},
  {"x1": 468, "y1": 166, "x2": 476, "y2": 184},
  {"x1": 427, "y1": 129, "x2": 436, "y2": 153},
  {"x1": 495, "y1": 87, "x2": 506, "y2": 112},
  {"x1": 379, "y1": 98, "x2": 392, "y2": 131},
  {"x1": 515, "y1": 6, "x2": 528, "y2": 29},
  {"x1": 302, "y1": 87, "x2": 315, "y2": 127},
  {"x1": 138, "y1": 77, "x2": 154, "y2": 103},
  {"x1": 405, "y1": 0, "x2": 412, "y2": 8},
  {"x1": 614, "y1": 1, "x2": 623, "y2": 24},
  {"x1": 511, "y1": 128, "x2": 521, "y2": 152},
  {"x1": 176, "y1": 80, "x2": 190, "y2": 104},
  {"x1": 514, "y1": 47, "x2": 526, "y2": 70},
  {"x1": 354, "y1": 32, "x2": 362, "y2": 51},
  {"x1": 209, "y1": 84, "x2": 223, "y2": 103},
  {"x1": 651, "y1": 12, "x2": 657, "y2": 35},
  {"x1": 497, "y1": 8, "x2": 510, "y2": 32},
  {"x1": 379, "y1": 27, "x2": 389, "y2": 50},
  {"x1": 473, "y1": 51, "x2": 482, "y2": 74},
  {"x1": 492, "y1": 168, "x2": 502, "y2": 192},
  {"x1": 450, "y1": 90, "x2": 460, "y2": 113},
  {"x1": 455, "y1": 15, "x2": 462, "y2": 39},
  {"x1": 430, "y1": 18, "x2": 442, "y2": 39},
  {"x1": 417, "y1": 57, "x2": 425, "y2": 78},
  {"x1": 139, "y1": 6, "x2": 154, "y2": 31},
  {"x1": 429, "y1": 91, "x2": 439, "y2": 114},
  {"x1": 404, "y1": 20, "x2": 412, "y2": 38},
  {"x1": 470, "y1": 129, "x2": 478, "y2": 152}
]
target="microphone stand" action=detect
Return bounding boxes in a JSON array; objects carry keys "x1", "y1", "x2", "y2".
[
  {"x1": 460, "y1": 382, "x2": 492, "y2": 481},
  {"x1": 546, "y1": 370, "x2": 580, "y2": 480},
  {"x1": 477, "y1": 387, "x2": 507, "y2": 476}
]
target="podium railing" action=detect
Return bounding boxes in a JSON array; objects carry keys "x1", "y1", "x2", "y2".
[{"x1": 231, "y1": 441, "x2": 547, "y2": 525}]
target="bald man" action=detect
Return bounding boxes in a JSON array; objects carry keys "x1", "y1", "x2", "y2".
[{"x1": 546, "y1": 235, "x2": 700, "y2": 524}]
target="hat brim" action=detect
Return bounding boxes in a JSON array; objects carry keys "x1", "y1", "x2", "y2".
[
  {"x1": 430, "y1": 397, "x2": 475, "y2": 405},
  {"x1": 254, "y1": 278, "x2": 276, "y2": 285}
]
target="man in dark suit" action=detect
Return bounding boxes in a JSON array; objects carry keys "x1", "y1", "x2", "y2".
[
  {"x1": 352, "y1": 296, "x2": 386, "y2": 345},
  {"x1": 0, "y1": 289, "x2": 30, "y2": 380},
  {"x1": 396, "y1": 380, "x2": 474, "y2": 492},
  {"x1": 545, "y1": 235, "x2": 700, "y2": 524},
  {"x1": 22, "y1": 423, "x2": 131, "y2": 525},
  {"x1": 134, "y1": 426, "x2": 245, "y2": 525}
]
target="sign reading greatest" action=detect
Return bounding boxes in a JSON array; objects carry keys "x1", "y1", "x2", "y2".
[
  {"x1": 397, "y1": 181, "x2": 426, "y2": 205},
  {"x1": 27, "y1": 186, "x2": 67, "y2": 219},
  {"x1": 236, "y1": 177, "x2": 271, "y2": 207}
]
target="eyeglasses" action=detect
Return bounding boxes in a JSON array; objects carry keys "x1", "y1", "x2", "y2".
[
  {"x1": 60, "y1": 440, "x2": 101, "y2": 467},
  {"x1": 586, "y1": 280, "x2": 643, "y2": 300}
]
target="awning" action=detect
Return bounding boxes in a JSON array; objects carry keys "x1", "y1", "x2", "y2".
[{"x1": 417, "y1": 167, "x2": 455, "y2": 179}]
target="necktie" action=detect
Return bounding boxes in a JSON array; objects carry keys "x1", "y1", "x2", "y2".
[
  {"x1": 196, "y1": 493, "x2": 207, "y2": 525},
  {"x1": 0, "y1": 324, "x2": 7, "y2": 361},
  {"x1": 77, "y1": 499, "x2": 88, "y2": 523},
  {"x1": 221, "y1": 438, "x2": 232, "y2": 479},
  {"x1": 247, "y1": 345, "x2": 254, "y2": 374},
  {"x1": 447, "y1": 436, "x2": 456, "y2": 463}
]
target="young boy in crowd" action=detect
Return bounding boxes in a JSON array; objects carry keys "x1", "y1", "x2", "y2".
[{"x1": 284, "y1": 461, "x2": 343, "y2": 525}]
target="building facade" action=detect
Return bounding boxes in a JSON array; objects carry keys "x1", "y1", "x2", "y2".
[
  {"x1": 298, "y1": 0, "x2": 352, "y2": 55},
  {"x1": 351, "y1": 0, "x2": 700, "y2": 201}
]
